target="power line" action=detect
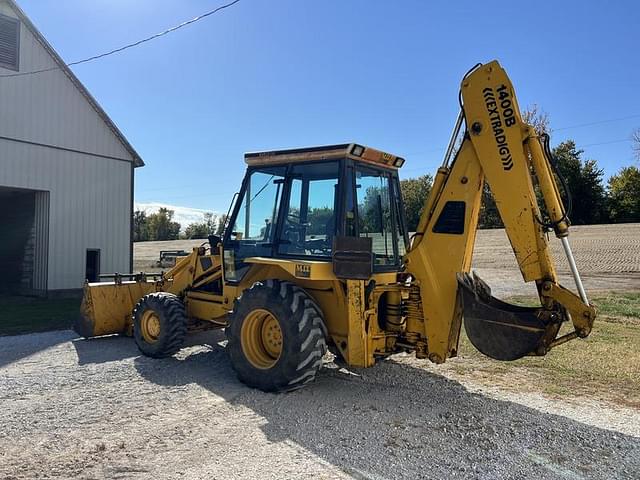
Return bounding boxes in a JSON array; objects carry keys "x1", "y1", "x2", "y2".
[
  {"x1": 578, "y1": 138, "x2": 631, "y2": 148},
  {"x1": 0, "y1": 0, "x2": 241, "y2": 78},
  {"x1": 552, "y1": 114, "x2": 640, "y2": 132}
]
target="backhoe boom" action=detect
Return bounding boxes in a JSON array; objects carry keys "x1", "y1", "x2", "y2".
[{"x1": 405, "y1": 61, "x2": 596, "y2": 363}]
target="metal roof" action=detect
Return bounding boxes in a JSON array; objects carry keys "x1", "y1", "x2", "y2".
[{"x1": 245, "y1": 143, "x2": 406, "y2": 169}]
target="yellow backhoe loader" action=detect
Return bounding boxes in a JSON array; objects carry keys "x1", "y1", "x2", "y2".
[{"x1": 75, "y1": 60, "x2": 596, "y2": 392}]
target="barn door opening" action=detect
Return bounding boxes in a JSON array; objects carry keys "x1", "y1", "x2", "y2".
[
  {"x1": 85, "y1": 249, "x2": 100, "y2": 283},
  {"x1": 0, "y1": 187, "x2": 49, "y2": 295}
]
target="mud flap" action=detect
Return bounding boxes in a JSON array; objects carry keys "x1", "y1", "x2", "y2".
[{"x1": 457, "y1": 272, "x2": 557, "y2": 361}]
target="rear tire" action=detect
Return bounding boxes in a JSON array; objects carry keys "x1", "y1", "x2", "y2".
[
  {"x1": 226, "y1": 280, "x2": 327, "y2": 392},
  {"x1": 133, "y1": 292, "x2": 187, "y2": 358}
]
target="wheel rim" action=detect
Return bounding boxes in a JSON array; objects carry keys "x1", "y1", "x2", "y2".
[
  {"x1": 140, "y1": 310, "x2": 161, "y2": 343},
  {"x1": 240, "y1": 309, "x2": 283, "y2": 369}
]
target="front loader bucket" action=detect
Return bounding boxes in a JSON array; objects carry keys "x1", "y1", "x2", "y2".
[
  {"x1": 457, "y1": 272, "x2": 560, "y2": 361},
  {"x1": 74, "y1": 281, "x2": 155, "y2": 338}
]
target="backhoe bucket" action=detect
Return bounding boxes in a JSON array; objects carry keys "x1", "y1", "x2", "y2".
[
  {"x1": 74, "y1": 281, "x2": 155, "y2": 338},
  {"x1": 457, "y1": 272, "x2": 559, "y2": 361}
]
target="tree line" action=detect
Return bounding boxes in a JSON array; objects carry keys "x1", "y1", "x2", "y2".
[{"x1": 133, "y1": 208, "x2": 227, "y2": 241}]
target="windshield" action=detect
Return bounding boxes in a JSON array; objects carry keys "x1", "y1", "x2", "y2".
[
  {"x1": 224, "y1": 166, "x2": 286, "y2": 281},
  {"x1": 223, "y1": 161, "x2": 340, "y2": 282}
]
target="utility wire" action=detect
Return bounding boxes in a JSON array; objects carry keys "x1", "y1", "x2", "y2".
[
  {"x1": 552, "y1": 114, "x2": 640, "y2": 132},
  {"x1": 578, "y1": 138, "x2": 631, "y2": 148},
  {"x1": 0, "y1": 0, "x2": 241, "y2": 78}
]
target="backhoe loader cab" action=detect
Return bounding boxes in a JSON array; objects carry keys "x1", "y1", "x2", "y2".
[
  {"x1": 77, "y1": 60, "x2": 596, "y2": 393},
  {"x1": 223, "y1": 144, "x2": 409, "y2": 284}
]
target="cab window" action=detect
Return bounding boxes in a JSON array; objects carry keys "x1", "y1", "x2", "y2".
[
  {"x1": 224, "y1": 166, "x2": 286, "y2": 281},
  {"x1": 278, "y1": 161, "x2": 339, "y2": 257},
  {"x1": 355, "y1": 166, "x2": 400, "y2": 267}
]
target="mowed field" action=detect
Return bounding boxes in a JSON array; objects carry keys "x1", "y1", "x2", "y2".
[{"x1": 1, "y1": 224, "x2": 639, "y2": 479}]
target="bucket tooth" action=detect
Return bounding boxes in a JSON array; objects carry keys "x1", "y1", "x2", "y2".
[{"x1": 457, "y1": 272, "x2": 558, "y2": 361}]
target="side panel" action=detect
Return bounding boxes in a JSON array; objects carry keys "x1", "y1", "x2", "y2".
[{"x1": 405, "y1": 139, "x2": 484, "y2": 362}]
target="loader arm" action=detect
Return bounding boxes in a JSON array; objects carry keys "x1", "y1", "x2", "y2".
[{"x1": 404, "y1": 61, "x2": 596, "y2": 363}]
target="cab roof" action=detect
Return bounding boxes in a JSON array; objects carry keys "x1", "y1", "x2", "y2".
[{"x1": 244, "y1": 143, "x2": 405, "y2": 170}]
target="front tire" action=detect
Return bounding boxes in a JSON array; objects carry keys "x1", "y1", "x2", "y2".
[
  {"x1": 133, "y1": 292, "x2": 187, "y2": 358},
  {"x1": 226, "y1": 280, "x2": 327, "y2": 392}
]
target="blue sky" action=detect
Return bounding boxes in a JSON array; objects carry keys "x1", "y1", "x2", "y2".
[{"x1": 18, "y1": 0, "x2": 640, "y2": 213}]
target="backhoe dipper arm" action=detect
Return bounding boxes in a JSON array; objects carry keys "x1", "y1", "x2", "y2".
[{"x1": 404, "y1": 61, "x2": 596, "y2": 364}]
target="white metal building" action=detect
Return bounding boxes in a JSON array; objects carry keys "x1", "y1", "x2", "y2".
[{"x1": 0, "y1": 0, "x2": 144, "y2": 295}]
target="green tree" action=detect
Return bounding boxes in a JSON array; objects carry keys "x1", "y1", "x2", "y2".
[
  {"x1": 479, "y1": 183, "x2": 503, "y2": 228},
  {"x1": 478, "y1": 141, "x2": 608, "y2": 228},
  {"x1": 147, "y1": 208, "x2": 181, "y2": 241},
  {"x1": 551, "y1": 141, "x2": 607, "y2": 224},
  {"x1": 133, "y1": 210, "x2": 149, "y2": 242},
  {"x1": 399, "y1": 175, "x2": 433, "y2": 231},
  {"x1": 184, "y1": 223, "x2": 209, "y2": 239},
  {"x1": 215, "y1": 214, "x2": 227, "y2": 236},
  {"x1": 522, "y1": 104, "x2": 550, "y2": 135},
  {"x1": 608, "y1": 166, "x2": 640, "y2": 222},
  {"x1": 359, "y1": 185, "x2": 383, "y2": 233},
  {"x1": 184, "y1": 212, "x2": 219, "y2": 239},
  {"x1": 307, "y1": 207, "x2": 334, "y2": 235}
]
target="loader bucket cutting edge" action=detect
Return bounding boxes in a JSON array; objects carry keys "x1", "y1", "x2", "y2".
[
  {"x1": 457, "y1": 272, "x2": 554, "y2": 361},
  {"x1": 74, "y1": 296, "x2": 96, "y2": 338}
]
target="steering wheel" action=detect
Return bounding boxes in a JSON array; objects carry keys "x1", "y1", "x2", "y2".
[{"x1": 283, "y1": 219, "x2": 308, "y2": 250}]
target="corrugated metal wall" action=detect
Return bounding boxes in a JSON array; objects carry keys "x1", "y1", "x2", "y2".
[
  {"x1": 0, "y1": 140, "x2": 132, "y2": 290},
  {"x1": 0, "y1": 2, "x2": 136, "y2": 291}
]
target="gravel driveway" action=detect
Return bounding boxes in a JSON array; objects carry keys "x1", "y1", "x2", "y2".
[{"x1": 1, "y1": 329, "x2": 638, "y2": 480}]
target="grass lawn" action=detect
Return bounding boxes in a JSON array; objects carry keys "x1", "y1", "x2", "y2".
[
  {"x1": 454, "y1": 291, "x2": 640, "y2": 406},
  {"x1": 0, "y1": 296, "x2": 80, "y2": 336}
]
